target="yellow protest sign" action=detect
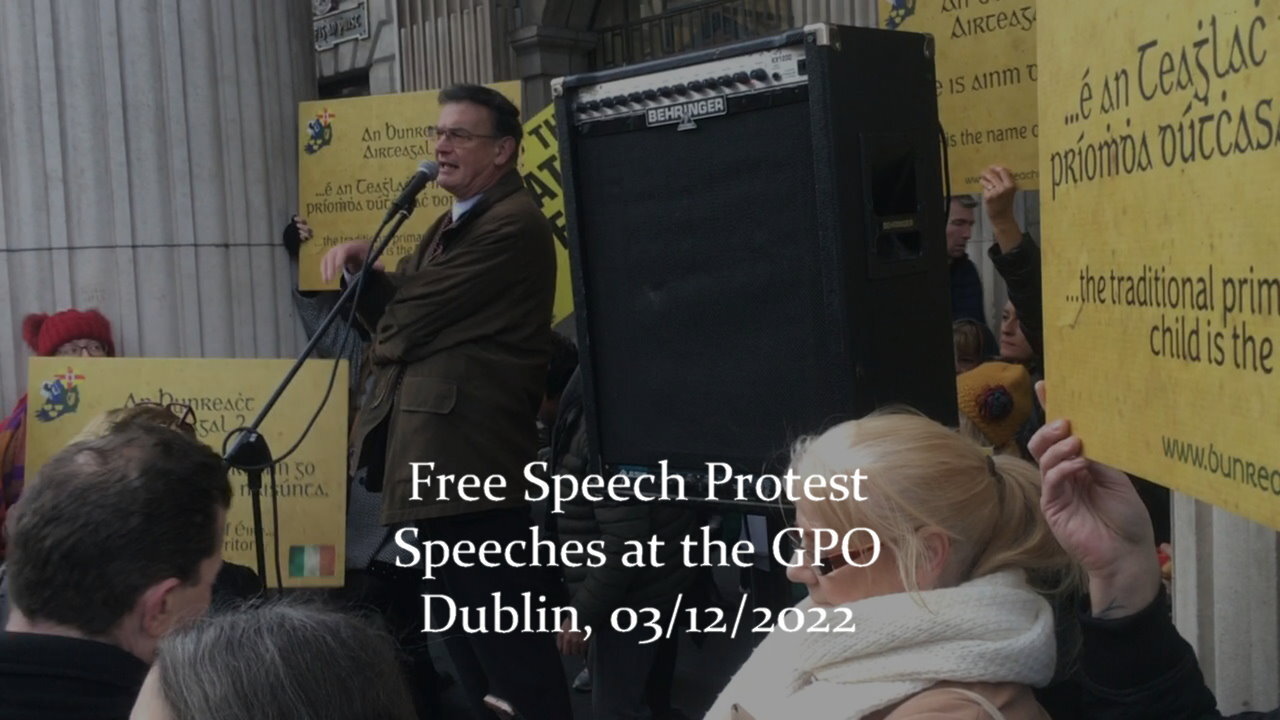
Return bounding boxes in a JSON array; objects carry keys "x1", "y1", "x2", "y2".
[
  {"x1": 1040, "y1": 2, "x2": 1280, "y2": 530},
  {"x1": 298, "y1": 88, "x2": 578, "y2": 324},
  {"x1": 520, "y1": 103, "x2": 574, "y2": 325},
  {"x1": 297, "y1": 81, "x2": 522, "y2": 290},
  {"x1": 884, "y1": 0, "x2": 1040, "y2": 191},
  {"x1": 24, "y1": 357, "x2": 349, "y2": 586}
]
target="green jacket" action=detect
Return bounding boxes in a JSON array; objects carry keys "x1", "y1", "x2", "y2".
[{"x1": 349, "y1": 169, "x2": 555, "y2": 524}]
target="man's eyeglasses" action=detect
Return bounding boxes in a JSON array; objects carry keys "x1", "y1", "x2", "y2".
[
  {"x1": 427, "y1": 126, "x2": 500, "y2": 145},
  {"x1": 136, "y1": 401, "x2": 197, "y2": 433}
]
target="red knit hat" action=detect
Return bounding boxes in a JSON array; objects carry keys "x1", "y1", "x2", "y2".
[{"x1": 22, "y1": 309, "x2": 116, "y2": 357}]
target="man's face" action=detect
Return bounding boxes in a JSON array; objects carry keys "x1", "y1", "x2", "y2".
[
  {"x1": 946, "y1": 201, "x2": 975, "y2": 259},
  {"x1": 434, "y1": 101, "x2": 515, "y2": 200}
]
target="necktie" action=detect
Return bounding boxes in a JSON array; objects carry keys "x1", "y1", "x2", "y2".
[{"x1": 423, "y1": 211, "x2": 454, "y2": 265}]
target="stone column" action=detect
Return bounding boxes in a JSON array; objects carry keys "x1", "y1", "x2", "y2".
[
  {"x1": 1174, "y1": 497, "x2": 1280, "y2": 714},
  {"x1": 510, "y1": 0, "x2": 597, "y2": 115},
  {"x1": 510, "y1": 25, "x2": 597, "y2": 114},
  {"x1": 0, "y1": 0, "x2": 315, "y2": 410}
]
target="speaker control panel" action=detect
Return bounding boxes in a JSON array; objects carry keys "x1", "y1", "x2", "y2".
[{"x1": 563, "y1": 45, "x2": 809, "y2": 127}]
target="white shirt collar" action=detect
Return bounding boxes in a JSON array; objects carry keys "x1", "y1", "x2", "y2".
[{"x1": 452, "y1": 195, "x2": 482, "y2": 222}]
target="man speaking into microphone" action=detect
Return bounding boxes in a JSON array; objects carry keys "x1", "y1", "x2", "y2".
[{"x1": 321, "y1": 85, "x2": 568, "y2": 719}]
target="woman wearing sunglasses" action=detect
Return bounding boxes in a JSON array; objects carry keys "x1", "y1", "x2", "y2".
[{"x1": 708, "y1": 412, "x2": 1075, "y2": 720}]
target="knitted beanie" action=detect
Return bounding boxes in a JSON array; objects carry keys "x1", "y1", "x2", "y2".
[
  {"x1": 21, "y1": 308, "x2": 116, "y2": 357},
  {"x1": 956, "y1": 361, "x2": 1032, "y2": 448}
]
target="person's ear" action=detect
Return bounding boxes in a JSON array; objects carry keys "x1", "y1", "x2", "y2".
[
  {"x1": 494, "y1": 136, "x2": 517, "y2": 166},
  {"x1": 917, "y1": 527, "x2": 952, "y2": 588},
  {"x1": 138, "y1": 577, "x2": 185, "y2": 639}
]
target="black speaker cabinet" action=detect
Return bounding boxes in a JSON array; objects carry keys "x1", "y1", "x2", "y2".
[{"x1": 553, "y1": 24, "x2": 958, "y2": 491}]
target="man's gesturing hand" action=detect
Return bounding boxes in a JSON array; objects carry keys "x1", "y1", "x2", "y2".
[{"x1": 321, "y1": 241, "x2": 384, "y2": 284}]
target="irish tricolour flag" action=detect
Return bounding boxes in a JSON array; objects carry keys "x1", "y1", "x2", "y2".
[{"x1": 288, "y1": 545, "x2": 336, "y2": 578}]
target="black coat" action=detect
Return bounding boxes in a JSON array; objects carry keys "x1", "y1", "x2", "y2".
[
  {"x1": 0, "y1": 632, "x2": 147, "y2": 720},
  {"x1": 950, "y1": 254, "x2": 986, "y2": 326},
  {"x1": 1078, "y1": 588, "x2": 1276, "y2": 719},
  {"x1": 349, "y1": 170, "x2": 556, "y2": 524}
]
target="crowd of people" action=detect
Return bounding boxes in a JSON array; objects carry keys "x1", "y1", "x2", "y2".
[{"x1": 0, "y1": 82, "x2": 1275, "y2": 720}]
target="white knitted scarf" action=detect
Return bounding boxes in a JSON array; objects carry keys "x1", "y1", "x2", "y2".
[{"x1": 705, "y1": 570, "x2": 1056, "y2": 720}]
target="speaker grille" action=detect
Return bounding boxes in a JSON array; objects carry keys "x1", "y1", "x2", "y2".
[{"x1": 574, "y1": 98, "x2": 850, "y2": 472}]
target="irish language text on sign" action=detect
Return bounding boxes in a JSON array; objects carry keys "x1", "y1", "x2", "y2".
[
  {"x1": 1040, "y1": 1, "x2": 1280, "y2": 530},
  {"x1": 25, "y1": 357, "x2": 349, "y2": 586},
  {"x1": 883, "y1": 0, "x2": 1040, "y2": 191}
]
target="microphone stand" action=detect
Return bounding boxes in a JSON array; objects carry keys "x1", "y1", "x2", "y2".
[{"x1": 223, "y1": 201, "x2": 417, "y2": 590}]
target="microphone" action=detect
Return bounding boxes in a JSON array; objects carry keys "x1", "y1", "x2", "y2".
[{"x1": 384, "y1": 160, "x2": 439, "y2": 223}]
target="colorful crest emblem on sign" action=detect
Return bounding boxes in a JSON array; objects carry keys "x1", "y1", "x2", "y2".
[
  {"x1": 35, "y1": 367, "x2": 85, "y2": 422},
  {"x1": 884, "y1": 0, "x2": 916, "y2": 30},
  {"x1": 304, "y1": 107, "x2": 337, "y2": 154}
]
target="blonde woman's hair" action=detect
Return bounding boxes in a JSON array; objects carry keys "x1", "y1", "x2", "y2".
[
  {"x1": 956, "y1": 414, "x2": 1024, "y2": 458},
  {"x1": 791, "y1": 410, "x2": 1075, "y2": 594}
]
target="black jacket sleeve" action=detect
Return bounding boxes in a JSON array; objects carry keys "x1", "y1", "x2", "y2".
[
  {"x1": 347, "y1": 268, "x2": 402, "y2": 336},
  {"x1": 988, "y1": 234, "x2": 1043, "y2": 358},
  {"x1": 1078, "y1": 587, "x2": 1280, "y2": 719},
  {"x1": 950, "y1": 257, "x2": 986, "y2": 325}
]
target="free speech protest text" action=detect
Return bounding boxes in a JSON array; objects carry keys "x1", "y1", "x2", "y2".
[{"x1": 406, "y1": 460, "x2": 868, "y2": 515}]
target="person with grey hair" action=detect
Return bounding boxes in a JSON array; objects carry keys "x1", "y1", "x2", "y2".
[
  {"x1": 129, "y1": 602, "x2": 417, "y2": 720},
  {"x1": 0, "y1": 423, "x2": 231, "y2": 720}
]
